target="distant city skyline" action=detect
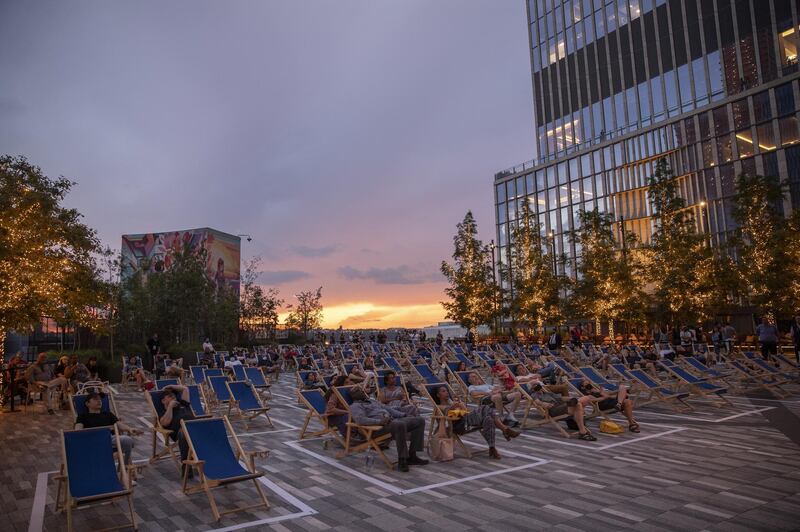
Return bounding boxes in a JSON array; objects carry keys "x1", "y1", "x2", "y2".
[{"x1": 0, "y1": 1, "x2": 535, "y2": 328}]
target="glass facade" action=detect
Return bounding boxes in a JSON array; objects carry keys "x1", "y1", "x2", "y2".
[{"x1": 496, "y1": 0, "x2": 800, "y2": 291}]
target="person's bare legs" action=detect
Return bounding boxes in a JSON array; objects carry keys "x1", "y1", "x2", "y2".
[
  {"x1": 491, "y1": 393, "x2": 504, "y2": 414},
  {"x1": 506, "y1": 391, "x2": 521, "y2": 421},
  {"x1": 568, "y1": 403, "x2": 589, "y2": 433}
]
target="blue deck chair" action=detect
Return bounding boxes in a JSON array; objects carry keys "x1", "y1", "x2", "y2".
[
  {"x1": 226, "y1": 381, "x2": 273, "y2": 427},
  {"x1": 743, "y1": 352, "x2": 795, "y2": 381},
  {"x1": 454, "y1": 370, "x2": 484, "y2": 403},
  {"x1": 156, "y1": 379, "x2": 179, "y2": 390},
  {"x1": 187, "y1": 384, "x2": 210, "y2": 417},
  {"x1": 244, "y1": 366, "x2": 272, "y2": 398},
  {"x1": 775, "y1": 354, "x2": 800, "y2": 378},
  {"x1": 203, "y1": 368, "x2": 224, "y2": 383},
  {"x1": 144, "y1": 390, "x2": 181, "y2": 468},
  {"x1": 412, "y1": 363, "x2": 441, "y2": 384},
  {"x1": 621, "y1": 367, "x2": 692, "y2": 411},
  {"x1": 682, "y1": 357, "x2": 733, "y2": 383},
  {"x1": 180, "y1": 416, "x2": 270, "y2": 521},
  {"x1": 58, "y1": 426, "x2": 136, "y2": 532},
  {"x1": 553, "y1": 358, "x2": 580, "y2": 377},
  {"x1": 446, "y1": 361, "x2": 461, "y2": 372},
  {"x1": 232, "y1": 364, "x2": 247, "y2": 381},
  {"x1": 577, "y1": 366, "x2": 619, "y2": 392},
  {"x1": 659, "y1": 361, "x2": 731, "y2": 406},
  {"x1": 420, "y1": 382, "x2": 476, "y2": 457},
  {"x1": 297, "y1": 388, "x2": 345, "y2": 445},
  {"x1": 726, "y1": 360, "x2": 791, "y2": 397},
  {"x1": 208, "y1": 375, "x2": 232, "y2": 405},
  {"x1": 455, "y1": 352, "x2": 479, "y2": 369},
  {"x1": 383, "y1": 357, "x2": 403, "y2": 373},
  {"x1": 69, "y1": 392, "x2": 115, "y2": 422},
  {"x1": 190, "y1": 365, "x2": 208, "y2": 385},
  {"x1": 332, "y1": 386, "x2": 394, "y2": 468}
]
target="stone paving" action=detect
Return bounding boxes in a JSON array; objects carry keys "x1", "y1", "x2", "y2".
[{"x1": 3, "y1": 372, "x2": 800, "y2": 531}]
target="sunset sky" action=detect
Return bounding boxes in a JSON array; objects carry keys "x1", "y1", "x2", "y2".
[{"x1": 0, "y1": 1, "x2": 535, "y2": 328}]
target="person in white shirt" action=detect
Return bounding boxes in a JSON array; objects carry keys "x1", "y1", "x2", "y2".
[
  {"x1": 202, "y1": 338, "x2": 214, "y2": 353},
  {"x1": 466, "y1": 372, "x2": 521, "y2": 425}
]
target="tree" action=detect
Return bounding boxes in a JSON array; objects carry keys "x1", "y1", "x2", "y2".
[
  {"x1": 0, "y1": 156, "x2": 107, "y2": 342},
  {"x1": 506, "y1": 199, "x2": 564, "y2": 332},
  {"x1": 646, "y1": 157, "x2": 717, "y2": 324},
  {"x1": 570, "y1": 209, "x2": 648, "y2": 337},
  {"x1": 730, "y1": 173, "x2": 800, "y2": 318},
  {"x1": 285, "y1": 287, "x2": 323, "y2": 338},
  {"x1": 240, "y1": 257, "x2": 284, "y2": 343},
  {"x1": 440, "y1": 211, "x2": 497, "y2": 333}
]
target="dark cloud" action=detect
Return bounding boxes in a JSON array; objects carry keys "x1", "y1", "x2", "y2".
[
  {"x1": 338, "y1": 265, "x2": 441, "y2": 285},
  {"x1": 290, "y1": 245, "x2": 339, "y2": 258},
  {"x1": 257, "y1": 270, "x2": 311, "y2": 285}
]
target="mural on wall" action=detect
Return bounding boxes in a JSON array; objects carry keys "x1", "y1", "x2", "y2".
[{"x1": 121, "y1": 227, "x2": 241, "y2": 293}]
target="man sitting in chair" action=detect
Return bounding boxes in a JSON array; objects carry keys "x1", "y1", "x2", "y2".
[
  {"x1": 75, "y1": 390, "x2": 142, "y2": 467},
  {"x1": 577, "y1": 379, "x2": 640, "y2": 433},
  {"x1": 158, "y1": 384, "x2": 196, "y2": 477},
  {"x1": 530, "y1": 383, "x2": 598, "y2": 441},
  {"x1": 25, "y1": 353, "x2": 69, "y2": 414},
  {"x1": 349, "y1": 386, "x2": 429, "y2": 472}
]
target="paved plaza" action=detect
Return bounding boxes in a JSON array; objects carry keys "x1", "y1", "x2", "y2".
[{"x1": 3, "y1": 374, "x2": 800, "y2": 532}]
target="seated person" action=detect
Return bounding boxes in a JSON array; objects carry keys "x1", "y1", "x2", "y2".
[
  {"x1": 224, "y1": 354, "x2": 242, "y2": 369},
  {"x1": 158, "y1": 384, "x2": 196, "y2": 477},
  {"x1": 54, "y1": 356, "x2": 70, "y2": 381},
  {"x1": 85, "y1": 356, "x2": 100, "y2": 380},
  {"x1": 349, "y1": 386, "x2": 429, "y2": 472},
  {"x1": 466, "y1": 372, "x2": 521, "y2": 426},
  {"x1": 164, "y1": 359, "x2": 184, "y2": 380},
  {"x1": 297, "y1": 357, "x2": 314, "y2": 371},
  {"x1": 244, "y1": 351, "x2": 257, "y2": 366},
  {"x1": 75, "y1": 390, "x2": 141, "y2": 466},
  {"x1": 64, "y1": 355, "x2": 91, "y2": 391},
  {"x1": 577, "y1": 379, "x2": 639, "y2": 433},
  {"x1": 324, "y1": 376, "x2": 351, "y2": 440},
  {"x1": 303, "y1": 372, "x2": 326, "y2": 390},
  {"x1": 378, "y1": 372, "x2": 418, "y2": 416},
  {"x1": 432, "y1": 385, "x2": 519, "y2": 459},
  {"x1": 123, "y1": 355, "x2": 147, "y2": 390},
  {"x1": 529, "y1": 383, "x2": 597, "y2": 441},
  {"x1": 25, "y1": 353, "x2": 69, "y2": 414},
  {"x1": 199, "y1": 351, "x2": 215, "y2": 367},
  {"x1": 319, "y1": 359, "x2": 336, "y2": 376}
]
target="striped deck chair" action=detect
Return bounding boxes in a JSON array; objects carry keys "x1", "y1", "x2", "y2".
[
  {"x1": 659, "y1": 360, "x2": 731, "y2": 406},
  {"x1": 180, "y1": 416, "x2": 270, "y2": 521},
  {"x1": 226, "y1": 381, "x2": 273, "y2": 428},
  {"x1": 190, "y1": 365, "x2": 208, "y2": 385},
  {"x1": 155, "y1": 379, "x2": 179, "y2": 390},
  {"x1": 297, "y1": 388, "x2": 345, "y2": 445},
  {"x1": 57, "y1": 426, "x2": 136, "y2": 532},
  {"x1": 144, "y1": 390, "x2": 181, "y2": 469},
  {"x1": 333, "y1": 385, "x2": 394, "y2": 469}
]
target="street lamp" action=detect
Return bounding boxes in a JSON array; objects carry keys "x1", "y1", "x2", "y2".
[
  {"x1": 548, "y1": 232, "x2": 557, "y2": 275},
  {"x1": 485, "y1": 240, "x2": 500, "y2": 334},
  {"x1": 619, "y1": 215, "x2": 627, "y2": 258},
  {"x1": 698, "y1": 201, "x2": 711, "y2": 246}
]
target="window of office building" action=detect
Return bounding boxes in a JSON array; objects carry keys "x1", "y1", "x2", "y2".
[
  {"x1": 780, "y1": 115, "x2": 800, "y2": 146},
  {"x1": 756, "y1": 122, "x2": 777, "y2": 151},
  {"x1": 776, "y1": 82, "x2": 796, "y2": 116},
  {"x1": 778, "y1": 26, "x2": 800, "y2": 67},
  {"x1": 736, "y1": 129, "x2": 755, "y2": 158}
]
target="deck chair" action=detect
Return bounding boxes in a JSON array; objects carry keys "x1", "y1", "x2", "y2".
[
  {"x1": 244, "y1": 366, "x2": 272, "y2": 398},
  {"x1": 681, "y1": 357, "x2": 735, "y2": 386},
  {"x1": 515, "y1": 382, "x2": 574, "y2": 437},
  {"x1": 57, "y1": 425, "x2": 136, "y2": 532},
  {"x1": 180, "y1": 416, "x2": 270, "y2": 522},
  {"x1": 743, "y1": 352, "x2": 796, "y2": 382},
  {"x1": 419, "y1": 382, "x2": 475, "y2": 457},
  {"x1": 226, "y1": 381, "x2": 273, "y2": 428},
  {"x1": 155, "y1": 379, "x2": 179, "y2": 390},
  {"x1": 622, "y1": 367, "x2": 693, "y2": 411},
  {"x1": 552, "y1": 358, "x2": 581, "y2": 378},
  {"x1": 208, "y1": 375, "x2": 232, "y2": 407},
  {"x1": 144, "y1": 390, "x2": 180, "y2": 469},
  {"x1": 455, "y1": 353, "x2": 479, "y2": 369},
  {"x1": 203, "y1": 368, "x2": 224, "y2": 382},
  {"x1": 775, "y1": 354, "x2": 800, "y2": 376},
  {"x1": 69, "y1": 392, "x2": 117, "y2": 422},
  {"x1": 190, "y1": 365, "x2": 208, "y2": 385},
  {"x1": 725, "y1": 359, "x2": 791, "y2": 397},
  {"x1": 659, "y1": 361, "x2": 731, "y2": 406},
  {"x1": 232, "y1": 364, "x2": 247, "y2": 381},
  {"x1": 297, "y1": 388, "x2": 345, "y2": 445},
  {"x1": 383, "y1": 356, "x2": 403, "y2": 373},
  {"x1": 332, "y1": 386, "x2": 394, "y2": 469},
  {"x1": 76, "y1": 380, "x2": 110, "y2": 394},
  {"x1": 187, "y1": 384, "x2": 211, "y2": 417},
  {"x1": 412, "y1": 363, "x2": 442, "y2": 384},
  {"x1": 577, "y1": 366, "x2": 619, "y2": 392}
]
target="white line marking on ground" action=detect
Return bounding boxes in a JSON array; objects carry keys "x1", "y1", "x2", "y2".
[
  {"x1": 601, "y1": 507, "x2": 645, "y2": 522},
  {"x1": 572, "y1": 479, "x2": 605, "y2": 488},
  {"x1": 27, "y1": 472, "x2": 50, "y2": 532},
  {"x1": 684, "y1": 504, "x2": 734, "y2": 519},
  {"x1": 543, "y1": 504, "x2": 583, "y2": 518},
  {"x1": 641, "y1": 476, "x2": 678, "y2": 485},
  {"x1": 719, "y1": 491, "x2": 766, "y2": 504}
]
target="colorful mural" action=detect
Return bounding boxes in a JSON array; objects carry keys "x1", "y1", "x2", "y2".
[{"x1": 121, "y1": 227, "x2": 241, "y2": 293}]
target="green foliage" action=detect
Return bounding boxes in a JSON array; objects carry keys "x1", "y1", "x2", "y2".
[
  {"x1": 646, "y1": 157, "x2": 716, "y2": 324},
  {"x1": 240, "y1": 257, "x2": 284, "y2": 343},
  {"x1": 0, "y1": 155, "x2": 107, "y2": 333},
  {"x1": 730, "y1": 173, "x2": 800, "y2": 317},
  {"x1": 570, "y1": 209, "x2": 648, "y2": 327},
  {"x1": 285, "y1": 287, "x2": 323, "y2": 337},
  {"x1": 505, "y1": 199, "x2": 565, "y2": 330},
  {"x1": 440, "y1": 211, "x2": 498, "y2": 332}
]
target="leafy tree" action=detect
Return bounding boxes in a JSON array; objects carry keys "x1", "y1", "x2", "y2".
[
  {"x1": 0, "y1": 156, "x2": 107, "y2": 343},
  {"x1": 730, "y1": 173, "x2": 800, "y2": 318},
  {"x1": 646, "y1": 157, "x2": 716, "y2": 324},
  {"x1": 570, "y1": 209, "x2": 648, "y2": 335},
  {"x1": 285, "y1": 287, "x2": 323, "y2": 338},
  {"x1": 506, "y1": 199, "x2": 564, "y2": 332},
  {"x1": 240, "y1": 257, "x2": 284, "y2": 343},
  {"x1": 440, "y1": 211, "x2": 497, "y2": 333}
]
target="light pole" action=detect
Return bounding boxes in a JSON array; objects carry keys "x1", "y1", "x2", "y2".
[
  {"x1": 548, "y1": 232, "x2": 557, "y2": 275},
  {"x1": 486, "y1": 240, "x2": 500, "y2": 335},
  {"x1": 698, "y1": 201, "x2": 711, "y2": 246},
  {"x1": 619, "y1": 215, "x2": 627, "y2": 258}
]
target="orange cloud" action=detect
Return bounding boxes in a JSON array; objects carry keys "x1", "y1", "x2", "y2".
[{"x1": 279, "y1": 301, "x2": 445, "y2": 329}]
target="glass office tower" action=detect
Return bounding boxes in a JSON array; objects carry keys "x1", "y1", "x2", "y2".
[{"x1": 494, "y1": 0, "x2": 800, "y2": 290}]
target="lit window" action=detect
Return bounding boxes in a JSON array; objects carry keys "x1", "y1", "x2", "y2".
[{"x1": 779, "y1": 27, "x2": 800, "y2": 66}]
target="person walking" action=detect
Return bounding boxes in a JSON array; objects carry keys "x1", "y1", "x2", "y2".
[
  {"x1": 790, "y1": 315, "x2": 800, "y2": 362},
  {"x1": 756, "y1": 316, "x2": 779, "y2": 363}
]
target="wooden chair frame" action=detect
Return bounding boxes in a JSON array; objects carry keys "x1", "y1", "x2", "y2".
[{"x1": 332, "y1": 386, "x2": 394, "y2": 469}]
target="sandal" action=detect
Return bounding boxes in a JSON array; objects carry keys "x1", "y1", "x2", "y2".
[
  {"x1": 629, "y1": 422, "x2": 640, "y2": 433},
  {"x1": 502, "y1": 427, "x2": 521, "y2": 441},
  {"x1": 578, "y1": 431, "x2": 597, "y2": 441}
]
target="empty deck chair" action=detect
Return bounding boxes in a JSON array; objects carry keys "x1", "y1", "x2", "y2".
[
  {"x1": 155, "y1": 379, "x2": 179, "y2": 390},
  {"x1": 412, "y1": 363, "x2": 442, "y2": 384},
  {"x1": 681, "y1": 357, "x2": 735, "y2": 386},
  {"x1": 743, "y1": 352, "x2": 796, "y2": 381},
  {"x1": 775, "y1": 354, "x2": 800, "y2": 378},
  {"x1": 576, "y1": 366, "x2": 619, "y2": 392},
  {"x1": 190, "y1": 365, "x2": 208, "y2": 385},
  {"x1": 232, "y1": 364, "x2": 247, "y2": 382},
  {"x1": 208, "y1": 375, "x2": 232, "y2": 407},
  {"x1": 187, "y1": 384, "x2": 211, "y2": 417},
  {"x1": 383, "y1": 356, "x2": 403, "y2": 373},
  {"x1": 226, "y1": 381, "x2": 273, "y2": 428},
  {"x1": 726, "y1": 359, "x2": 791, "y2": 397},
  {"x1": 659, "y1": 361, "x2": 731, "y2": 406},
  {"x1": 297, "y1": 388, "x2": 345, "y2": 445},
  {"x1": 244, "y1": 366, "x2": 272, "y2": 398},
  {"x1": 57, "y1": 425, "x2": 136, "y2": 531},
  {"x1": 333, "y1": 385, "x2": 394, "y2": 469},
  {"x1": 180, "y1": 416, "x2": 270, "y2": 521},
  {"x1": 622, "y1": 368, "x2": 693, "y2": 411}
]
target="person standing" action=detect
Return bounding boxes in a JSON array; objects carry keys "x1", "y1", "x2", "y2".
[
  {"x1": 146, "y1": 333, "x2": 161, "y2": 373},
  {"x1": 722, "y1": 322, "x2": 737, "y2": 354},
  {"x1": 791, "y1": 316, "x2": 800, "y2": 362},
  {"x1": 547, "y1": 328, "x2": 562, "y2": 351},
  {"x1": 756, "y1": 316, "x2": 779, "y2": 363}
]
